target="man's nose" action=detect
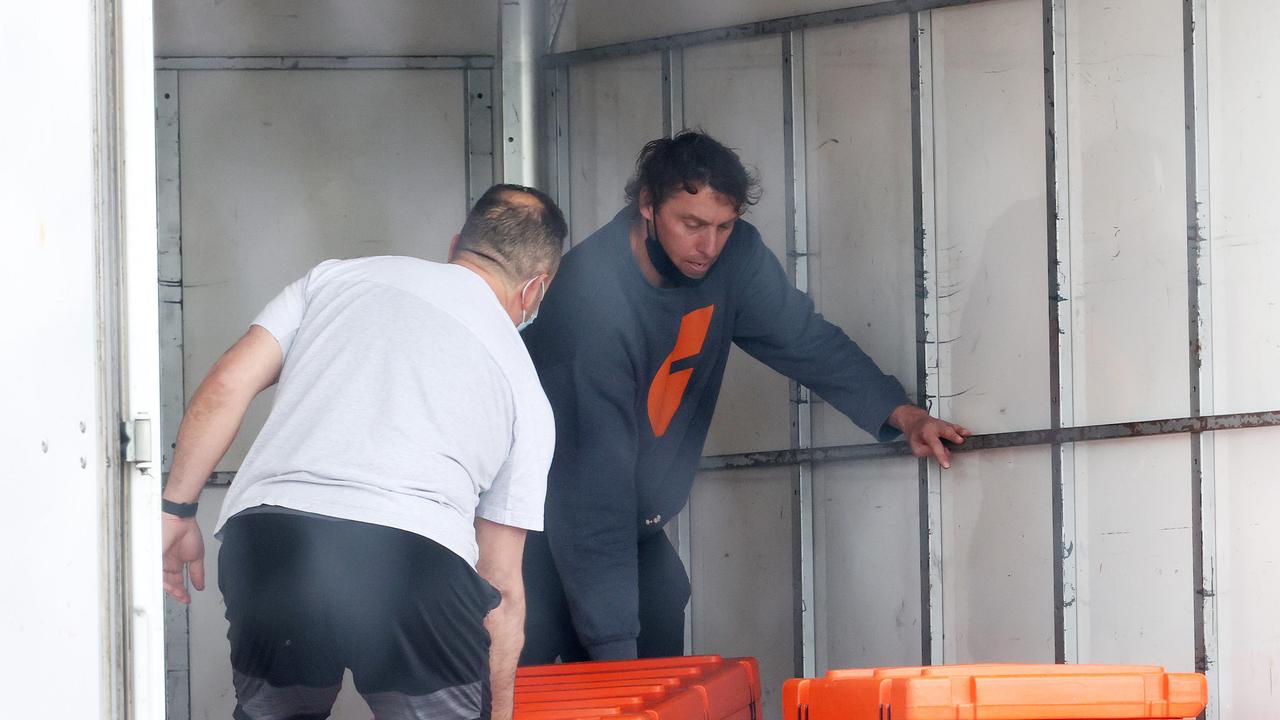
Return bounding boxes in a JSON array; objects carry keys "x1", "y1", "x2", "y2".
[{"x1": 695, "y1": 228, "x2": 716, "y2": 255}]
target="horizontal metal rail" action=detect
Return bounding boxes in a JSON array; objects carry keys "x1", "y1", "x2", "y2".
[
  {"x1": 699, "y1": 410, "x2": 1280, "y2": 471},
  {"x1": 196, "y1": 410, "x2": 1280, "y2": 486},
  {"x1": 155, "y1": 55, "x2": 495, "y2": 71},
  {"x1": 541, "y1": 0, "x2": 998, "y2": 68}
]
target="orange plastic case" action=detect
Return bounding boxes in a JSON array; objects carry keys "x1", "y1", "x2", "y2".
[
  {"x1": 514, "y1": 655, "x2": 760, "y2": 720},
  {"x1": 783, "y1": 664, "x2": 1207, "y2": 720}
]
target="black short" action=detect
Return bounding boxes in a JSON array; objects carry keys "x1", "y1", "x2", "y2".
[{"x1": 219, "y1": 511, "x2": 501, "y2": 720}]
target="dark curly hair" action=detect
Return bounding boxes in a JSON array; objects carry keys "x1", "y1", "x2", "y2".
[{"x1": 624, "y1": 130, "x2": 762, "y2": 214}]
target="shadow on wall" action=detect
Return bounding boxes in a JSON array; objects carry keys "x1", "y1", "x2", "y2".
[{"x1": 948, "y1": 196, "x2": 1055, "y2": 664}]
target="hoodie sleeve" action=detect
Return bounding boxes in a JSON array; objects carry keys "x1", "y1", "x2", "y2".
[{"x1": 731, "y1": 231, "x2": 910, "y2": 441}]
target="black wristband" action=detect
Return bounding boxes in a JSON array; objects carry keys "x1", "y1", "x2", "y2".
[{"x1": 162, "y1": 498, "x2": 198, "y2": 518}]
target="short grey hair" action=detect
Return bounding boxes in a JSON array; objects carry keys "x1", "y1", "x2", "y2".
[{"x1": 455, "y1": 184, "x2": 567, "y2": 280}]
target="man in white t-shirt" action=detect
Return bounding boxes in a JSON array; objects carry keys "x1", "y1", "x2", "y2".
[{"x1": 160, "y1": 184, "x2": 567, "y2": 720}]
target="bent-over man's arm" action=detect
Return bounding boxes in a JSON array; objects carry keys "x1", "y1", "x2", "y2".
[
  {"x1": 162, "y1": 325, "x2": 284, "y2": 603},
  {"x1": 474, "y1": 518, "x2": 528, "y2": 720}
]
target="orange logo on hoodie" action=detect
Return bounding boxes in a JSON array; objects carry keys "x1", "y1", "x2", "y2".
[{"x1": 647, "y1": 305, "x2": 715, "y2": 437}]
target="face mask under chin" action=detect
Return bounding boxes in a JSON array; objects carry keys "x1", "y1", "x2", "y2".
[{"x1": 646, "y1": 217, "x2": 704, "y2": 288}]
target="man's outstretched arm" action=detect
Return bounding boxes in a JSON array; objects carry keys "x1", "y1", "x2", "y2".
[
  {"x1": 162, "y1": 325, "x2": 283, "y2": 603},
  {"x1": 475, "y1": 518, "x2": 528, "y2": 720},
  {"x1": 732, "y1": 230, "x2": 970, "y2": 466}
]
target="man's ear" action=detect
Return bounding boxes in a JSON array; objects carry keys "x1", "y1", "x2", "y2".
[
  {"x1": 522, "y1": 272, "x2": 550, "y2": 310},
  {"x1": 637, "y1": 189, "x2": 655, "y2": 223},
  {"x1": 447, "y1": 234, "x2": 461, "y2": 261}
]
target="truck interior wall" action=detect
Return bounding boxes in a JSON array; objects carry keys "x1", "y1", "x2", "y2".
[
  {"x1": 802, "y1": 16, "x2": 922, "y2": 672},
  {"x1": 1062, "y1": 0, "x2": 1193, "y2": 670},
  {"x1": 565, "y1": 54, "x2": 663, "y2": 245},
  {"x1": 929, "y1": 0, "x2": 1054, "y2": 663},
  {"x1": 154, "y1": 0, "x2": 497, "y2": 56},
  {"x1": 689, "y1": 467, "x2": 796, "y2": 716},
  {"x1": 1208, "y1": 0, "x2": 1280, "y2": 713},
  {"x1": 2, "y1": 5, "x2": 109, "y2": 715}
]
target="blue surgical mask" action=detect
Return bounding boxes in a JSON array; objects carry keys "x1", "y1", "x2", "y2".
[{"x1": 516, "y1": 275, "x2": 547, "y2": 331}]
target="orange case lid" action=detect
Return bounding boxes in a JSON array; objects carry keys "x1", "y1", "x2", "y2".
[
  {"x1": 518, "y1": 676, "x2": 690, "y2": 692},
  {"x1": 517, "y1": 707, "x2": 630, "y2": 720},
  {"x1": 515, "y1": 655, "x2": 761, "y2": 720},
  {"x1": 785, "y1": 664, "x2": 1207, "y2": 720},
  {"x1": 517, "y1": 695, "x2": 651, "y2": 713},
  {"x1": 518, "y1": 655, "x2": 727, "y2": 678},
  {"x1": 517, "y1": 684, "x2": 672, "y2": 704},
  {"x1": 518, "y1": 667, "x2": 708, "y2": 689}
]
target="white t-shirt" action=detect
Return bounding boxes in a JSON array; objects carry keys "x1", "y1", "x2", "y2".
[{"x1": 214, "y1": 256, "x2": 554, "y2": 567}]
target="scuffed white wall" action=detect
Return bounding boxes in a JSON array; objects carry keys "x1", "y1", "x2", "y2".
[
  {"x1": 930, "y1": 0, "x2": 1054, "y2": 663},
  {"x1": 1208, "y1": 0, "x2": 1280, "y2": 714},
  {"x1": 802, "y1": 16, "x2": 922, "y2": 671},
  {"x1": 1062, "y1": 0, "x2": 1194, "y2": 671},
  {"x1": 566, "y1": 54, "x2": 663, "y2": 244}
]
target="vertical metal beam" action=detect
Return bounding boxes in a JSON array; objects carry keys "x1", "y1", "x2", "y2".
[
  {"x1": 661, "y1": 45, "x2": 694, "y2": 655},
  {"x1": 910, "y1": 9, "x2": 946, "y2": 667},
  {"x1": 1184, "y1": 0, "x2": 1218, "y2": 716},
  {"x1": 541, "y1": 67, "x2": 557, "y2": 193},
  {"x1": 155, "y1": 70, "x2": 183, "y2": 487},
  {"x1": 782, "y1": 30, "x2": 817, "y2": 679},
  {"x1": 93, "y1": 2, "x2": 128, "y2": 714},
  {"x1": 1042, "y1": 0, "x2": 1078, "y2": 665},
  {"x1": 155, "y1": 69, "x2": 191, "y2": 720},
  {"x1": 548, "y1": 66, "x2": 573, "y2": 247},
  {"x1": 662, "y1": 48, "x2": 685, "y2": 137},
  {"x1": 464, "y1": 68, "x2": 496, "y2": 211},
  {"x1": 499, "y1": 0, "x2": 541, "y2": 184}
]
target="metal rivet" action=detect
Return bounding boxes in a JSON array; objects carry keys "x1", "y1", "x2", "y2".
[
  {"x1": 80, "y1": 421, "x2": 86, "y2": 433},
  {"x1": 80, "y1": 457, "x2": 87, "y2": 469},
  {"x1": 41, "y1": 441, "x2": 48, "y2": 453}
]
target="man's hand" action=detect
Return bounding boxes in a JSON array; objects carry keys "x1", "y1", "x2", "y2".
[
  {"x1": 474, "y1": 519, "x2": 528, "y2": 720},
  {"x1": 889, "y1": 404, "x2": 971, "y2": 469},
  {"x1": 162, "y1": 514, "x2": 206, "y2": 604}
]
